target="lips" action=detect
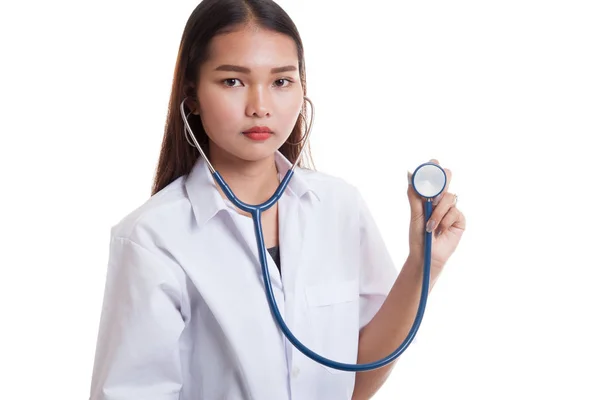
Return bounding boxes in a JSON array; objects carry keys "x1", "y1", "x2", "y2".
[
  {"x1": 242, "y1": 126, "x2": 273, "y2": 141},
  {"x1": 243, "y1": 126, "x2": 272, "y2": 134},
  {"x1": 243, "y1": 132, "x2": 272, "y2": 141}
]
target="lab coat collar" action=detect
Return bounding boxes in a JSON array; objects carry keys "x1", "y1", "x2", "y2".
[{"x1": 185, "y1": 151, "x2": 319, "y2": 229}]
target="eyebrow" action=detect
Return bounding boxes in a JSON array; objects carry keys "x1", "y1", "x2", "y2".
[{"x1": 214, "y1": 64, "x2": 297, "y2": 74}]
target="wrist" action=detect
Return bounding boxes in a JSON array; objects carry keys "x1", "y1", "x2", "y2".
[
  {"x1": 406, "y1": 251, "x2": 423, "y2": 269},
  {"x1": 405, "y1": 252, "x2": 441, "y2": 288}
]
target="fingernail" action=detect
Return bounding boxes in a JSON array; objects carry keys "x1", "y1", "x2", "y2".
[
  {"x1": 426, "y1": 219, "x2": 436, "y2": 232},
  {"x1": 407, "y1": 171, "x2": 412, "y2": 186}
]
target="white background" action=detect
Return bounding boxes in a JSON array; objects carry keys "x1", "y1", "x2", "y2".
[{"x1": 1, "y1": 1, "x2": 599, "y2": 399}]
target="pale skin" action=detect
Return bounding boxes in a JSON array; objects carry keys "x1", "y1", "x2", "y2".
[{"x1": 188, "y1": 24, "x2": 466, "y2": 400}]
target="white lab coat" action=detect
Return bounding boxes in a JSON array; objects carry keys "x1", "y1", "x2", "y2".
[{"x1": 90, "y1": 151, "x2": 398, "y2": 400}]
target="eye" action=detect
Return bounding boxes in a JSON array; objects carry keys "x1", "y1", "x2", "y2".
[
  {"x1": 274, "y1": 78, "x2": 293, "y2": 88},
  {"x1": 223, "y1": 78, "x2": 242, "y2": 87}
]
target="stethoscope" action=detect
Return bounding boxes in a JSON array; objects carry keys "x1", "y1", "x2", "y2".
[{"x1": 180, "y1": 97, "x2": 447, "y2": 372}]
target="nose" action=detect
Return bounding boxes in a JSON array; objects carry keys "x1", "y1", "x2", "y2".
[{"x1": 245, "y1": 87, "x2": 272, "y2": 118}]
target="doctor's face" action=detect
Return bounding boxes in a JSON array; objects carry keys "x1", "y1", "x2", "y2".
[{"x1": 194, "y1": 25, "x2": 304, "y2": 164}]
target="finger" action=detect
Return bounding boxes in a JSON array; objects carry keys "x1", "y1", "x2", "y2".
[
  {"x1": 453, "y1": 208, "x2": 466, "y2": 231},
  {"x1": 435, "y1": 206, "x2": 463, "y2": 237},
  {"x1": 426, "y1": 192, "x2": 457, "y2": 233}
]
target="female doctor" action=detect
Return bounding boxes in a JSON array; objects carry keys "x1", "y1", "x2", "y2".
[{"x1": 89, "y1": 0, "x2": 466, "y2": 399}]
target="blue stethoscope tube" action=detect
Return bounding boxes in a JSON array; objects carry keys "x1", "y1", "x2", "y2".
[
  {"x1": 180, "y1": 96, "x2": 444, "y2": 372},
  {"x1": 213, "y1": 168, "x2": 439, "y2": 372}
]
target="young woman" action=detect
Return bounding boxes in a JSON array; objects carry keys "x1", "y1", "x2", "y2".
[{"x1": 89, "y1": 1, "x2": 466, "y2": 399}]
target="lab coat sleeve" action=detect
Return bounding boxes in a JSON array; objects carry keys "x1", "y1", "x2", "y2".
[
  {"x1": 356, "y1": 189, "x2": 399, "y2": 330},
  {"x1": 90, "y1": 236, "x2": 185, "y2": 400}
]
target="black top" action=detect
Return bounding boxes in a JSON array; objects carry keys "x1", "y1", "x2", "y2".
[{"x1": 267, "y1": 246, "x2": 281, "y2": 273}]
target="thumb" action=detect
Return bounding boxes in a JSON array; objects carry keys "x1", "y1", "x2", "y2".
[{"x1": 407, "y1": 170, "x2": 423, "y2": 219}]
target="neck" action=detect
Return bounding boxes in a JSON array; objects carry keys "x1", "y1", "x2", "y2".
[{"x1": 209, "y1": 149, "x2": 280, "y2": 205}]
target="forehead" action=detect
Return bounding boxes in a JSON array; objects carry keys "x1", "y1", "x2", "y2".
[{"x1": 206, "y1": 26, "x2": 298, "y2": 69}]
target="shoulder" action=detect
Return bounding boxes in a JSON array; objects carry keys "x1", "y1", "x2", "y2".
[{"x1": 109, "y1": 176, "x2": 191, "y2": 244}]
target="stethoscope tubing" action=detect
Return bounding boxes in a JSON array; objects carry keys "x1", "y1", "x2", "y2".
[
  {"x1": 213, "y1": 170, "x2": 433, "y2": 372},
  {"x1": 184, "y1": 95, "x2": 436, "y2": 372}
]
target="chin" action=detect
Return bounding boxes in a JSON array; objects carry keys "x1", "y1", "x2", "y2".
[
  {"x1": 208, "y1": 137, "x2": 284, "y2": 164},
  {"x1": 236, "y1": 147, "x2": 279, "y2": 162},
  {"x1": 215, "y1": 144, "x2": 278, "y2": 164}
]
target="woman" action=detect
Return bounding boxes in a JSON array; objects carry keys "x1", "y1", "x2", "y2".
[{"x1": 89, "y1": 0, "x2": 466, "y2": 399}]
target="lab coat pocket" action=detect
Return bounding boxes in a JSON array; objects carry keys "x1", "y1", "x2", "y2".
[{"x1": 304, "y1": 279, "x2": 360, "y2": 374}]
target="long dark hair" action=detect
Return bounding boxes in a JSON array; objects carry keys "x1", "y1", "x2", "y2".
[{"x1": 152, "y1": 0, "x2": 314, "y2": 195}]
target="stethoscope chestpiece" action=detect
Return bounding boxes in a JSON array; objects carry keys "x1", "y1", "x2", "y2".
[{"x1": 411, "y1": 162, "x2": 447, "y2": 200}]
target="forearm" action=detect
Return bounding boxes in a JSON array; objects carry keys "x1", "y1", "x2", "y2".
[{"x1": 352, "y1": 254, "x2": 439, "y2": 400}]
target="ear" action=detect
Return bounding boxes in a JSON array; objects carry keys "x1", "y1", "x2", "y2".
[
  {"x1": 183, "y1": 83, "x2": 200, "y2": 115},
  {"x1": 185, "y1": 98, "x2": 200, "y2": 115}
]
